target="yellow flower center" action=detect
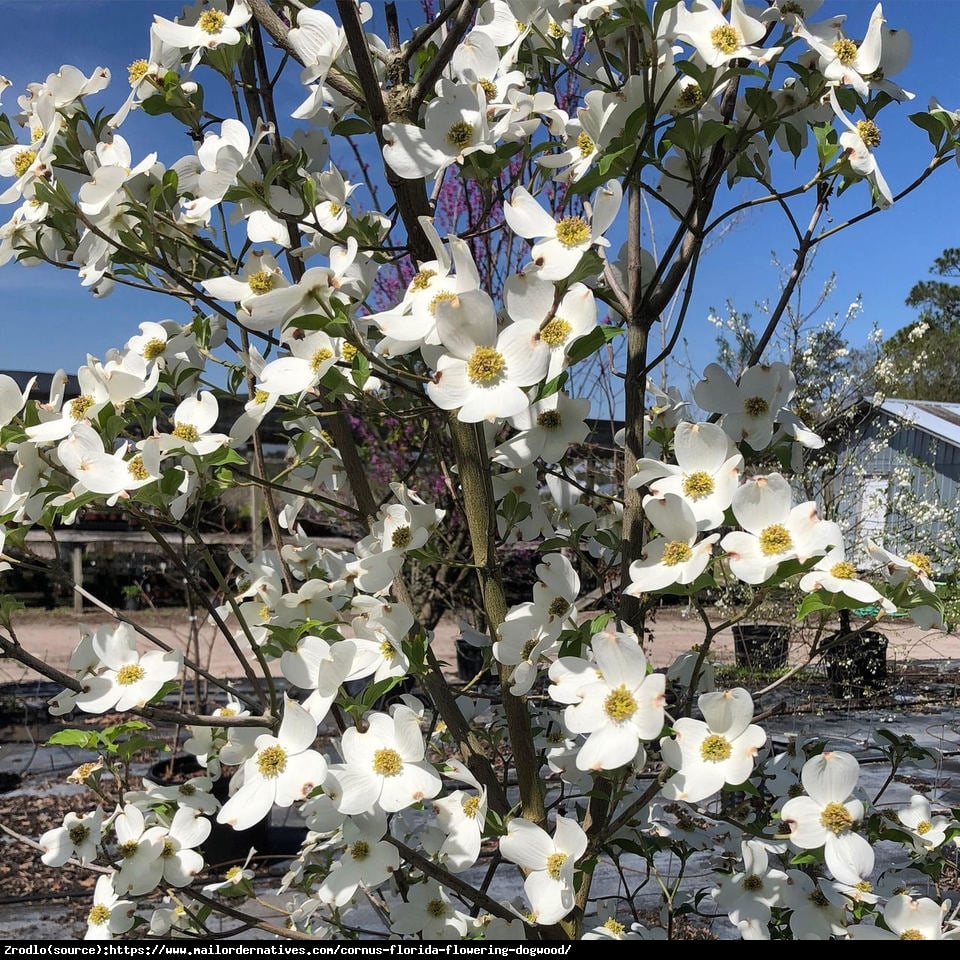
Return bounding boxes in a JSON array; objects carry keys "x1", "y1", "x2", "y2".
[
  {"x1": 247, "y1": 270, "x2": 275, "y2": 294},
  {"x1": 257, "y1": 744, "x2": 288, "y2": 778},
  {"x1": 341, "y1": 342, "x2": 357, "y2": 361},
  {"x1": 253, "y1": 389, "x2": 269, "y2": 405},
  {"x1": 391, "y1": 526, "x2": 412, "y2": 549},
  {"x1": 809, "y1": 888, "x2": 830, "y2": 907},
  {"x1": 225, "y1": 865, "x2": 244, "y2": 882},
  {"x1": 662, "y1": 540, "x2": 693, "y2": 566},
  {"x1": 744, "y1": 396, "x2": 769, "y2": 417},
  {"x1": 68, "y1": 824, "x2": 90, "y2": 846},
  {"x1": 520, "y1": 638, "x2": 539, "y2": 661},
  {"x1": 540, "y1": 317, "x2": 572, "y2": 347},
  {"x1": 819, "y1": 801, "x2": 853, "y2": 835},
  {"x1": 70, "y1": 762, "x2": 100, "y2": 783},
  {"x1": 466, "y1": 346, "x2": 506, "y2": 384},
  {"x1": 577, "y1": 131, "x2": 594, "y2": 157},
  {"x1": 172, "y1": 422, "x2": 199, "y2": 443},
  {"x1": 916, "y1": 819, "x2": 932, "y2": 835},
  {"x1": 829, "y1": 561, "x2": 857, "y2": 580},
  {"x1": 31, "y1": 126, "x2": 44, "y2": 143},
  {"x1": 555, "y1": 216, "x2": 590, "y2": 248},
  {"x1": 310, "y1": 347, "x2": 334, "y2": 371},
  {"x1": 856, "y1": 880, "x2": 873, "y2": 893},
  {"x1": 350, "y1": 840, "x2": 370, "y2": 861},
  {"x1": 88, "y1": 904, "x2": 111, "y2": 926},
  {"x1": 546, "y1": 851, "x2": 568, "y2": 880},
  {"x1": 70, "y1": 395, "x2": 95, "y2": 420},
  {"x1": 832, "y1": 37, "x2": 858, "y2": 65},
  {"x1": 373, "y1": 748, "x2": 403, "y2": 777},
  {"x1": 603, "y1": 684, "x2": 638, "y2": 722},
  {"x1": 700, "y1": 734, "x2": 732, "y2": 762},
  {"x1": 429, "y1": 290, "x2": 456, "y2": 314},
  {"x1": 178, "y1": 783, "x2": 196, "y2": 797},
  {"x1": 427, "y1": 898, "x2": 446, "y2": 918},
  {"x1": 548, "y1": 597, "x2": 569, "y2": 617},
  {"x1": 536, "y1": 410, "x2": 562, "y2": 430},
  {"x1": 142, "y1": 337, "x2": 166, "y2": 360},
  {"x1": 411, "y1": 269, "x2": 436, "y2": 291},
  {"x1": 743, "y1": 874, "x2": 763, "y2": 891},
  {"x1": 327, "y1": 201, "x2": 342, "y2": 216},
  {"x1": 900, "y1": 929, "x2": 925, "y2": 940},
  {"x1": 12, "y1": 149, "x2": 36, "y2": 179},
  {"x1": 678, "y1": 84, "x2": 705, "y2": 109},
  {"x1": 462, "y1": 795, "x2": 481, "y2": 819},
  {"x1": 682, "y1": 471, "x2": 715, "y2": 499},
  {"x1": 379, "y1": 639, "x2": 396, "y2": 658},
  {"x1": 710, "y1": 24, "x2": 741, "y2": 55},
  {"x1": 603, "y1": 918, "x2": 625, "y2": 936},
  {"x1": 119, "y1": 840, "x2": 140, "y2": 859},
  {"x1": 856, "y1": 119, "x2": 881, "y2": 148},
  {"x1": 478, "y1": 78, "x2": 498, "y2": 102},
  {"x1": 128, "y1": 59, "x2": 149, "y2": 85},
  {"x1": 906, "y1": 552, "x2": 933, "y2": 577},
  {"x1": 446, "y1": 120, "x2": 474, "y2": 149},
  {"x1": 116, "y1": 664, "x2": 146, "y2": 686},
  {"x1": 199, "y1": 10, "x2": 226, "y2": 34},
  {"x1": 161, "y1": 838, "x2": 176, "y2": 859},
  {"x1": 759, "y1": 523, "x2": 793, "y2": 556},
  {"x1": 547, "y1": 20, "x2": 565, "y2": 39}
]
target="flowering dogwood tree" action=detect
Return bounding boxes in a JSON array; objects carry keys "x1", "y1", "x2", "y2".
[{"x1": 2, "y1": 0, "x2": 960, "y2": 941}]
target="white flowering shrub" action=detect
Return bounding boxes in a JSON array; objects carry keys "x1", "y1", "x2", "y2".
[{"x1": 2, "y1": 0, "x2": 960, "y2": 941}]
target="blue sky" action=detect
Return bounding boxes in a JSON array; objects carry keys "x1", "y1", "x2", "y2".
[{"x1": 0, "y1": 0, "x2": 959, "y2": 393}]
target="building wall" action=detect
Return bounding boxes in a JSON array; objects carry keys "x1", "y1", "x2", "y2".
[{"x1": 835, "y1": 414, "x2": 960, "y2": 569}]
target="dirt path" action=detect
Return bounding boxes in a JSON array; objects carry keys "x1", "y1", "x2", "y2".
[{"x1": 3, "y1": 605, "x2": 958, "y2": 691}]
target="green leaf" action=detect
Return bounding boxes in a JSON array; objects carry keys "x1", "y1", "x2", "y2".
[
  {"x1": 910, "y1": 111, "x2": 951, "y2": 152},
  {"x1": 565, "y1": 323, "x2": 624, "y2": 366},
  {"x1": 47, "y1": 729, "x2": 100, "y2": 749},
  {"x1": 204, "y1": 446, "x2": 247, "y2": 468},
  {"x1": 744, "y1": 86, "x2": 777, "y2": 122},
  {"x1": 352, "y1": 350, "x2": 370, "y2": 391},
  {"x1": 813, "y1": 122, "x2": 839, "y2": 166},
  {"x1": 796, "y1": 591, "x2": 835, "y2": 620},
  {"x1": 331, "y1": 117, "x2": 375, "y2": 138},
  {"x1": 0, "y1": 595, "x2": 25, "y2": 630}
]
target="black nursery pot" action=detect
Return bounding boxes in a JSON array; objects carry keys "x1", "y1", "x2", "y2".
[
  {"x1": 824, "y1": 630, "x2": 888, "y2": 700},
  {"x1": 455, "y1": 637, "x2": 494, "y2": 683},
  {"x1": 732, "y1": 624, "x2": 790, "y2": 671}
]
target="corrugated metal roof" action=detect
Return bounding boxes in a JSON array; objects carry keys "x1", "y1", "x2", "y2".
[{"x1": 879, "y1": 399, "x2": 960, "y2": 448}]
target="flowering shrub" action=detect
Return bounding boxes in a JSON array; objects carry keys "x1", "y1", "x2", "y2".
[{"x1": 2, "y1": 0, "x2": 960, "y2": 941}]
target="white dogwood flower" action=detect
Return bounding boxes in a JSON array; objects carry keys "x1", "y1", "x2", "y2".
[
  {"x1": 383, "y1": 80, "x2": 493, "y2": 181},
  {"x1": 630, "y1": 421, "x2": 742, "y2": 530},
  {"x1": 40, "y1": 808, "x2": 103, "y2": 866},
  {"x1": 549, "y1": 628, "x2": 666, "y2": 771},
  {"x1": 152, "y1": 0, "x2": 252, "y2": 70},
  {"x1": 721, "y1": 473, "x2": 842, "y2": 584},
  {"x1": 694, "y1": 362, "x2": 792, "y2": 450},
  {"x1": 72, "y1": 623, "x2": 181, "y2": 714},
  {"x1": 780, "y1": 751, "x2": 875, "y2": 885},
  {"x1": 661, "y1": 687, "x2": 766, "y2": 802},
  {"x1": 84, "y1": 873, "x2": 135, "y2": 941},
  {"x1": 499, "y1": 815, "x2": 587, "y2": 925},
  {"x1": 799, "y1": 547, "x2": 896, "y2": 612},
  {"x1": 328, "y1": 704, "x2": 442, "y2": 815},
  {"x1": 624, "y1": 493, "x2": 721, "y2": 595},
  {"x1": 504, "y1": 180, "x2": 622, "y2": 281},
  {"x1": 426, "y1": 290, "x2": 548, "y2": 422},
  {"x1": 217, "y1": 695, "x2": 327, "y2": 831}
]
